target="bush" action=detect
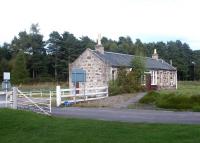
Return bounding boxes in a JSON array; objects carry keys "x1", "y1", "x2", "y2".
[
  {"x1": 156, "y1": 94, "x2": 192, "y2": 109},
  {"x1": 139, "y1": 91, "x2": 160, "y2": 104},
  {"x1": 140, "y1": 92, "x2": 200, "y2": 111},
  {"x1": 108, "y1": 68, "x2": 146, "y2": 96},
  {"x1": 192, "y1": 105, "x2": 200, "y2": 112},
  {"x1": 108, "y1": 81, "x2": 123, "y2": 96}
]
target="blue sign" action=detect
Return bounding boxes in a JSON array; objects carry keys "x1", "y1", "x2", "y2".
[{"x1": 72, "y1": 68, "x2": 86, "y2": 83}]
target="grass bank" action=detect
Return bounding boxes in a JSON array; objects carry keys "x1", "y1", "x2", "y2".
[
  {"x1": 16, "y1": 82, "x2": 68, "y2": 91},
  {"x1": 1, "y1": 109, "x2": 200, "y2": 143},
  {"x1": 139, "y1": 81, "x2": 200, "y2": 111},
  {"x1": 160, "y1": 81, "x2": 200, "y2": 96}
]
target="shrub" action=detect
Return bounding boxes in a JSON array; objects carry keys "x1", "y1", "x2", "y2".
[
  {"x1": 139, "y1": 91, "x2": 160, "y2": 104},
  {"x1": 190, "y1": 95, "x2": 200, "y2": 103},
  {"x1": 141, "y1": 92, "x2": 200, "y2": 111},
  {"x1": 192, "y1": 105, "x2": 200, "y2": 112},
  {"x1": 108, "y1": 68, "x2": 145, "y2": 96},
  {"x1": 156, "y1": 93, "x2": 193, "y2": 109},
  {"x1": 108, "y1": 81, "x2": 123, "y2": 96}
]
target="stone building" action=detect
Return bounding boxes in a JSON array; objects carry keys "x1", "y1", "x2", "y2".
[{"x1": 69, "y1": 38, "x2": 177, "y2": 90}]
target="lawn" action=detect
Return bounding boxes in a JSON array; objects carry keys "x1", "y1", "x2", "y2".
[
  {"x1": 0, "y1": 109, "x2": 200, "y2": 143},
  {"x1": 160, "y1": 81, "x2": 200, "y2": 96},
  {"x1": 17, "y1": 82, "x2": 68, "y2": 92},
  {"x1": 139, "y1": 81, "x2": 200, "y2": 111}
]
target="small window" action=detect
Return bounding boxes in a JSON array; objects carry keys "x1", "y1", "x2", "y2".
[
  {"x1": 112, "y1": 70, "x2": 115, "y2": 81},
  {"x1": 87, "y1": 56, "x2": 91, "y2": 59}
]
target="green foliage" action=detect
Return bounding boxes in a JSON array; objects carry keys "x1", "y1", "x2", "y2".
[
  {"x1": 192, "y1": 105, "x2": 200, "y2": 112},
  {"x1": 108, "y1": 81, "x2": 123, "y2": 96},
  {"x1": 11, "y1": 51, "x2": 29, "y2": 84},
  {"x1": 156, "y1": 94, "x2": 193, "y2": 109},
  {"x1": 140, "y1": 91, "x2": 200, "y2": 110},
  {"x1": 1, "y1": 23, "x2": 200, "y2": 82},
  {"x1": 131, "y1": 55, "x2": 145, "y2": 86},
  {"x1": 109, "y1": 67, "x2": 145, "y2": 96},
  {"x1": 1, "y1": 109, "x2": 200, "y2": 143},
  {"x1": 139, "y1": 91, "x2": 159, "y2": 104}
]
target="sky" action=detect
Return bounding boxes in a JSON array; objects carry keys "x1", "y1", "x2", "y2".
[{"x1": 0, "y1": 0, "x2": 200, "y2": 50}]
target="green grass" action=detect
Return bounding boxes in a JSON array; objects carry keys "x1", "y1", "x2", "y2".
[
  {"x1": 139, "y1": 81, "x2": 200, "y2": 111},
  {"x1": 17, "y1": 82, "x2": 69, "y2": 91},
  {"x1": 160, "y1": 81, "x2": 200, "y2": 96},
  {"x1": 1, "y1": 109, "x2": 200, "y2": 143}
]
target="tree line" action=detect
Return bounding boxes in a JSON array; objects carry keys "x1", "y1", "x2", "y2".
[{"x1": 0, "y1": 24, "x2": 199, "y2": 84}]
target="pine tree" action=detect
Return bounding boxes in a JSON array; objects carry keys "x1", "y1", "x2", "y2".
[{"x1": 11, "y1": 51, "x2": 29, "y2": 84}]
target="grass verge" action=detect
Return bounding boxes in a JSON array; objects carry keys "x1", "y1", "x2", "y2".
[
  {"x1": 1, "y1": 109, "x2": 200, "y2": 143},
  {"x1": 139, "y1": 91, "x2": 200, "y2": 111}
]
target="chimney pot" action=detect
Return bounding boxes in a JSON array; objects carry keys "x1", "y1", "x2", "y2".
[{"x1": 152, "y1": 49, "x2": 158, "y2": 60}]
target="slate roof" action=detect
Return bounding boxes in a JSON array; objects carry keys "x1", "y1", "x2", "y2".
[{"x1": 92, "y1": 50, "x2": 176, "y2": 71}]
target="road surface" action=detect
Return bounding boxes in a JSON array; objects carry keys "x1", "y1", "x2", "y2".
[{"x1": 52, "y1": 107, "x2": 200, "y2": 124}]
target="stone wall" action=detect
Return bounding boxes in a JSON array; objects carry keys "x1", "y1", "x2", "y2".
[
  {"x1": 69, "y1": 48, "x2": 177, "y2": 91},
  {"x1": 156, "y1": 70, "x2": 177, "y2": 89},
  {"x1": 69, "y1": 49, "x2": 109, "y2": 90}
]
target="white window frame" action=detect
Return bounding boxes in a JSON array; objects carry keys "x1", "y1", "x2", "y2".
[{"x1": 151, "y1": 70, "x2": 157, "y2": 85}]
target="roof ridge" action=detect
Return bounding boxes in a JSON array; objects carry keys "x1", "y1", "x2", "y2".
[
  {"x1": 104, "y1": 51, "x2": 133, "y2": 56},
  {"x1": 104, "y1": 51, "x2": 159, "y2": 61}
]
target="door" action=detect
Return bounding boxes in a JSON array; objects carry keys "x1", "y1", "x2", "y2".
[
  {"x1": 146, "y1": 74, "x2": 151, "y2": 90},
  {"x1": 76, "y1": 82, "x2": 79, "y2": 94}
]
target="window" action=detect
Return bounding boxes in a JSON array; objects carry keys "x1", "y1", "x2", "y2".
[
  {"x1": 141, "y1": 74, "x2": 146, "y2": 85},
  {"x1": 112, "y1": 70, "x2": 115, "y2": 81},
  {"x1": 151, "y1": 70, "x2": 157, "y2": 85}
]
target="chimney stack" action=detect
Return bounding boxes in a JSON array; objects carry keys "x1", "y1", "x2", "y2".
[
  {"x1": 170, "y1": 59, "x2": 172, "y2": 65},
  {"x1": 95, "y1": 34, "x2": 104, "y2": 54},
  {"x1": 152, "y1": 49, "x2": 158, "y2": 60}
]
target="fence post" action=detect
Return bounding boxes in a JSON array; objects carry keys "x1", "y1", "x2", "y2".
[
  {"x1": 56, "y1": 86, "x2": 61, "y2": 107},
  {"x1": 49, "y1": 91, "x2": 52, "y2": 113},
  {"x1": 13, "y1": 87, "x2": 18, "y2": 109},
  {"x1": 95, "y1": 87, "x2": 97, "y2": 97},
  {"x1": 106, "y1": 86, "x2": 109, "y2": 97}
]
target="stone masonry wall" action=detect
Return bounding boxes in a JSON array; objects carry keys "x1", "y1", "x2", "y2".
[
  {"x1": 69, "y1": 49, "x2": 109, "y2": 90},
  {"x1": 156, "y1": 70, "x2": 177, "y2": 89}
]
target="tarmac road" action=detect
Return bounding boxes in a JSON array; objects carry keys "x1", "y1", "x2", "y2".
[
  {"x1": 52, "y1": 107, "x2": 200, "y2": 124},
  {"x1": 0, "y1": 94, "x2": 6, "y2": 101}
]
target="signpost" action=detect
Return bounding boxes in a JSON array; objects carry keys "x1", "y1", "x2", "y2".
[{"x1": 2, "y1": 72, "x2": 11, "y2": 107}]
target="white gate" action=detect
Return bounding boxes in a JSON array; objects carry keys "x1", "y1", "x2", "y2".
[
  {"x1": 0, "y1": 87, "x2": 51, "y2": 115},
  {"x1": 0, "y1": 91, "x2": 14, "y2": 108},
  {"x1": 17, "y1": 89, "x2": 51, "y2": 115},
  {"x1": 56, "y1": 86, "x2": 108, "y2": 107}
]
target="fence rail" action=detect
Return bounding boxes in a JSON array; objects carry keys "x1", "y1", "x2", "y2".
[
  {"x1": 56, "y1": 86, "x2": 108, "y2": 107},
  {"x1": 17, "y1": 90, "x2": 56, "y2": 97},
  {"x1": 17, "y1": 89, "x2": 51, "y2": 115}
]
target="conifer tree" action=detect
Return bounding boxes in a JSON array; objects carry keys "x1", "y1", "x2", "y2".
[{"x1": 11, "y1": 51, "x2": 29, "y2": 84}]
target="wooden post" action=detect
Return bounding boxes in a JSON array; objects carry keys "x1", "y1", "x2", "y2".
[
  {"x1": 13, "y1": 87, "x2": 18, "y2": 109},
  {"x1": 49, "y1": 91, "x2": 52, "y2": 113},
  {"x1": 73, "y1": 83, "x2": 76, "y2": 103},
  {"x1": 175, "y1": 71, "x2": 178, "y2": 89},
  {"x1": 56, "y1": 86, "x2": 61, "y2": 107},
  {"x1": 106, "y1": 86, "x2": 109, "y2": 97}
]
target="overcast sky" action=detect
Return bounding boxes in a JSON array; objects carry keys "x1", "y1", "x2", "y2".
[{"x1": 0, "y1": 0, "x2": 200, "y2": 50}]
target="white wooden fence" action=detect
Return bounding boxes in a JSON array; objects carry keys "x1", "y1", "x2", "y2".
[
  {"x1": 0, "y1": 88, "x2": 51, "y2": 115},
  {"x1": 17, "y1": 89, "x2": 52, "y2": 115},
  {"x1": 56, "y1": 86, "x2": 108, "y2": 107},
  {"x1": 0, "y1": 91, "x2": 14, "y2": 108}
]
